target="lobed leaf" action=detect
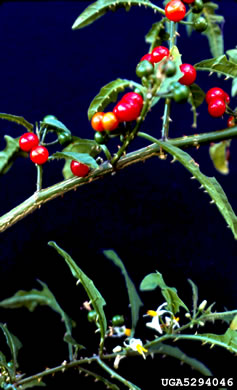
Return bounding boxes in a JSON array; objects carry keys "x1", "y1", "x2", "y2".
[
  {"x1": 48, "y1": 242, "x2": 107, "y2": 345},
  {"x1": 194, "y1": 55, "x2": 237, "y2": 78},
  {"x1": 203, "y1": 2, "x2": 224, "y2": 58},
  {"x1": 209, "y1": 141, "x2": 230, "y2": 175},
  {"x1": 147, "y1": 342, "x2": 212, "y2": 376},
  {"x1": 0, "y1": 323, "x2": 22, "y2": 374},
  {"x1": 201, "y1": 310, "x2": 237, "y2": 325},
  {"x1": 88, "y1": 79, "x2": 144, "y2": 120},
  {"x1": 140, "y1": 272, "x2": 188, "y2": 314},
  {"x1": 103, "y1": 250, "x2": 143, "y2": 336},
  {"x1": 41, "y1": 117, "x2": 70, "y2": 133},
  {"x1": 0, "y1": 136, "x2": 21, "y2": 175},
  {"x1": 155, "y1": 140, "x2": 237, "y2": 239},
  {"x1": 145, "y1": 19, "x2": 169, "y2": 50},
  {"x1": 52, "y1": 151, "x2": 99, "y2": 169},
  {"x1": 61, "y1": 137, "x2": 101, "y2": 179},
  {"x1": 72, "y1": 0, "x2": 165, "y2": 30},
  {"x1": 0, "y1": 113, "x2": 33, "y2": 132}
]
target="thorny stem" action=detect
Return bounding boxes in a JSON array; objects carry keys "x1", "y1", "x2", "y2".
[
  {"x1": 97, "y1": 358, "x2": 139, "y2": 390},
  {"x1": 1, "y1": 126, "x2": 237, "y2": 233},
  {"x1": 161, "y1": 21, "x2": 176, "y2": 140},
  {"x1": 36, "y1": 165, "x2": 43, "y2": 192}
]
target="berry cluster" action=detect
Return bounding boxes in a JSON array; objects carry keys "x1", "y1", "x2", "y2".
[
  {"x1": 205, "y1": 87, "x2": 230, "y2": 118},
  {"x1": 91, "y1": 92, "x2": 144, "y2": 143},
  {"x1": 19, "y1": 133, "x2": 49, "y2": 165}
]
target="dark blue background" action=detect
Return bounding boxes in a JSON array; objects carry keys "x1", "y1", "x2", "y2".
[{"x1": 0, "y1": 1, "x2": 236, "y2": 388}]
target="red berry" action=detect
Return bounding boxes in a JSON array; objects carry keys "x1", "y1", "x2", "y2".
[
  {"x1": 113, "y1": 101, "x2": 141, "y2": 122},
  {"x1": 179, "y1": 64, "x2": 197, "y2": 85},
  {"x1": 205, "y1": 88, "x2": 229, "y2": 105},
  {"x1": 30, "y1": 145, "x2": 49, "y2": 165},
  {"x1": 165, "y1": 0, "x2": 186, "y2": 22},
  {"x1": 182, "y1": 0, "x2": 194, "y2": 3},
  {"x1": 227, "y1": 116, "x2": 235, "y2": 128},
  {"x1": 121, "y1": 92, "x2": 143, "y2": 108},
  {"x1": 91, "y1": 112, "x2": 105, "y2": 132},
  {"x1": 151, "y1": 46, "x2": 169, "y2": 64},
  {"x1": 102, "y1": 112, "x2": 119, "y2": 131},
  {"x1": 19, "y1": 133, "x2": 39, "y2": 152},
  {"x1": 208, "y1": 98, "x2": 226, "y2": 118},
  {"x1": 70, "y1": 160, "x2": 90, "y2": 177},
  {"x1": 140, "y1": 53, "x2": 153, "y2": 63}
]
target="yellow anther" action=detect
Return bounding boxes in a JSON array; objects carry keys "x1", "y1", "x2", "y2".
[
  {"x1": 124, "y1": 328, "x2": 131, "y2": 337},
  {"x1": 136, "y1": 344, "x2": 148, "y2": 355},
  {"x1": 173, "y1": 316, "x2": 180, "y2": 322},
  {"x1": 147, "y1": 310, "x2": 157, "y2": 317}
]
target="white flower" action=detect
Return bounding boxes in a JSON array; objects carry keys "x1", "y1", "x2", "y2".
[
  {"x1": 111, "y1": 326, "x2": 131, "y2": 338},
  {"x1": 124, "y1": 338, "x2": 148, "y2": 359},
  {"x1": 164, "y1": 316, "x2": 180, "y2": 331},
  {"x1": 145, "y1": 302, "x2": 172, "y2": 334}
]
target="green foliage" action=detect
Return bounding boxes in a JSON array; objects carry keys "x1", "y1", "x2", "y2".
[
  {"x1": 0, "y1": 324, "x2": 22, "y2": 374},
  {"x1": 145, "y1": 19, "x2": 169, "y2": 50},
  {"x1": 103, "y1": 250, "x2": 143, "y2": 336},
  {"x1": 63, "y1": 333, "x2": 85, "y2": 359},
  {"x1": 202, "y1": 2, "x2": 224, "y2": 58},
  {"x1": 194, "y1": 54, "x2": 237, "y2": 78},
  {"x1": 209, "y1": 141, "x2": 230, "y2": 175},
  {"x1": 0, "y1": 113, "x2": 33, "y2": 132},
  {"x1": 140, "y1": 272, "x2": 189, "y2": 314},
  {"x1": 0, "y1": 136, "x2": 22, "y2": 175},
  {"x1": 72, "y1": 0, "x2": 164, "y2": 30},
  {"x1": 147, "y1": 342, "x2": 212, "y2": 376},
  {"x1": 18, "y1": 381, "x2": 46, "y2": 389},
  {"x1": 155, "y1": 139, "x2": 237, "y2": 240},
  {"x1": 48, "y1": 242, "x2": 107, "y2": 346},
  {"x1": 40, "y1": 117, "x2": 72, "y2": 145},
  {"x1": 158, "y1": 46, "x2": 184, "y2": 95},
  {"x1": 88, "y1": 79, "x2": 144, "y2": 120},
  {"x1": 201, "y1": 310, "x2": 237, "y2": 325},
  {"x1": 59, "y1": 137, "x2": 101, "y2": 179},
  {"x1": 188, "y1": 279, "x2": 198, "y2": 316},
  {"x1": 189, "y1": 83, "x2": 206, "y2": 108}
]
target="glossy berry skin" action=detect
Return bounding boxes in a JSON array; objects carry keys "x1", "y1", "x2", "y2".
[
  {"x1": 121, "y1": 92, "x2": 143, "y2": 108},
  {"x1": 173, "y1": 85, "x2": 190, "y2": 103},
  {"x1": 162, "y1": 60, "x2": 176, "y2": 77},
  {"x1": 179, "y1": 64, "x2": 197, "y2": 85},
  {"x1": 227, "y1": 116, "x2": 235, "y2": 128},
  {"x1": 94, "y1": 131, "x2": 107, "y2": 144},
  {"x1": 205, "y1": 88, "x2": 229, "y2": 105},
  {"x1": 113, "y1": 101, "x2": 141, "y2": 122},
  {"x1": 102, "y1": 112, "x2": 119, "y2": 131},
  {"x1": 140, "y1": 53, "x2": 153, "y2": 63},
  {"x1": 136, "y1": 60, "x2": 154, "y2": 78},
  {"x1": 165, "y1": 1, "x2": 186, "y2": 22},
  {"x1": 192, "y1": 0, "x2": 204, "y2": 13},
  {"x1": 70, "y1": 160, "x2": 90, "y2": 177},
  {"x1": 112, "y1": 315, "x2": 125, "y2": 326},
  {"x1": 19, "y1": 133, "x2": 39, "y2": 152},
  {"x1": 193, "y1": 16, "x2": 208, "y2": 32},
  {"x1": 182, "y1": 0, "x2": 194, "y2": 3},
  {"x1": 151, "y1": 46, "x2": 169, "y2": 64},
  {"x1": 30, "y1": 145, "x2": 49, "y2": 165},
  {"x1": 208, "y1": 98, "x2": 226, "y2": 118},
  {"x1": 87, "y1": 310, "x2": 97, "y2": 323},
  {"x1": 91, "y1": 112, "x2": 105, "y2": 132}
]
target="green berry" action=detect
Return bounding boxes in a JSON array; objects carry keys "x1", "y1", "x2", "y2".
[
  {"x1": 173, "y1": 85, "x2": 190, "y2": 103},
  {"x1": 162, "y1": 60, "x2": 177, "y2": 77},
  {"x1": 94, "y1": 131, "x2": 107, "y2": 144},
  {"x1": 87, "y1": 310, "x2": 97, "y2": 322},
  {"x1": 193, "y1": 16, "x2": 208, "y2": 32},
  {"x1": 192, "y1": 0, "x2": 204, "y2": 14},
  {"x1": 112, "y1": 315, "x2": 125, "y2": 326},
  {"x1": 136, "y1": 60, "x2": 154, "y2": 78}
]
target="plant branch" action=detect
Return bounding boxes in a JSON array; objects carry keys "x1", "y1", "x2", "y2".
[{"x1": 1, "y1": 127, "x2": 237, "y2": 233}]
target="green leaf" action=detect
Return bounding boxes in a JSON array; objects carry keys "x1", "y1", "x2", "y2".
[
  {"x1": 0, "y1": 281, "x2": 74, "y2": 336},
  {"x1": 52, "y1": 151, "x2": 99, "y2": 169},
  {"x1": 19, "y1": 380, "x2": 46, "y2": 389},
  {"x1": 230, "y1": 315, "x2": 237, "y2": 331},
  {"x1": 158, "y1": 46, "x2": 184, "y2": 94},
  {"x1": 0, "y1": 113, "x2": 33, "y2": 132},
  {"x1": 147, "y1": 342, "x2": 212, "y2": 376},
  {"x1": 103, "y1": 250, "x2": 143, "y2": 336},
  {"x1": 154, "y1": 139, "x2": 237, "y2": 239},
  {"x1": 41, "y1": 117, "x2": 70, "y2": 133},
  {"x1": 0, "y1": 324, "x2": 22, "y2": 373},
  {"x1": 194, "y1": 55, "x2": 237, "y2": 78},
  {"x1": 72, "y1": 0, "x2": 164, "y2": 30},
  {"x1": 209, "y1": 141, "x2": 230, "y2": 175},
  {"x1": 0, "y1": 136, "x2": 21, "y2": 175},
  {"x1": 145, "y1": 20, "x2": 169, "y2": 49},
  {"x1": 140, "y1": 272, "x2": 189, "y2": 314},
  {"x1": 226, "y1": 49, "x2": 237, "y2": 65},
  {"x1": 61, "y1": 137, "x2": 101, "y2": 179},
  {"x1": 88, "y1": 79, "x2": 144, "y2": 120},
  {"x1": 231, "y1": 78, "x2": 237, "y2": 97},
  {"x1": 63, "y1": 333, "x2": 86, "y2": 359},
  {"x1": 188, "y1": 279, "x2": 198, "y2": 316},
  {"x1": 48, "y1": 242, "x2": 107, "y2": 345},
  {"x1": 203, "y1": 3, "x2": 224, "y2": 57},
  {"x1": 201, "y1": 310, "x2": 237, "y2": 325},
  {"x1": 189, "y1": 84, "x2": 205, "y2": 108}
]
